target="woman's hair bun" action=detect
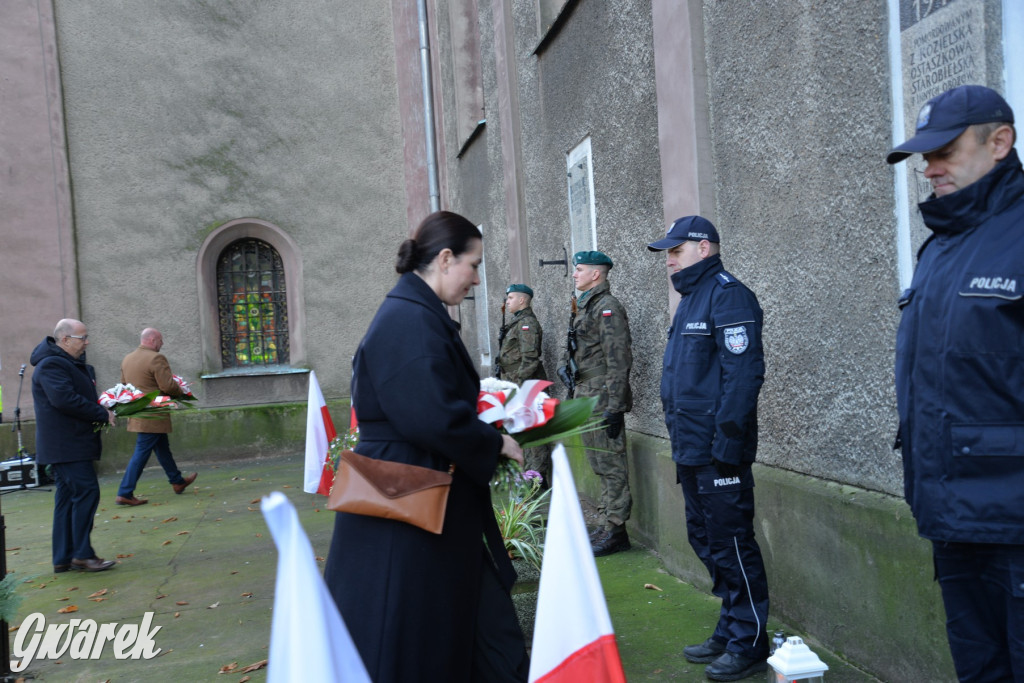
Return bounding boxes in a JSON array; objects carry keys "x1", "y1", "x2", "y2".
[{"x1": 395, "y1": 238, "x2": 419, "y2": 274}]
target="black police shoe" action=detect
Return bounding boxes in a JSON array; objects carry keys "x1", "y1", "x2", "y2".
[
  {"x1": 704, "y1": 651, "x2": 767, "y2": 681},
  {"x1": 591, "y1": 526, "x2": 630, "y2": 557},
  {"x1": 683, "y1": 637, "x2": 726, "y2": 663}
]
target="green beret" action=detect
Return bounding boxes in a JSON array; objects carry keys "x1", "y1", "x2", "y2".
[
  {"x1": 506, "y1": 283, "x2": 534, "y2": 297},
  {"x1": 572, "y1": 250, "x2": 613, "y2": 268}
]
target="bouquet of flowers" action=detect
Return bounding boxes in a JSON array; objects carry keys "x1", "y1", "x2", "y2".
[
  {"x1": 98, "y1": 376, "x2": 197, "y2": 419},
  {"x1": 478, "y1": 377, "x2": 600, "y2": 488}
]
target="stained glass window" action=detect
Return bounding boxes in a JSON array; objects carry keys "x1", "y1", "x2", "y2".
[{"x1": 216, "y1": 239, "x2": 289, "y2": 367}]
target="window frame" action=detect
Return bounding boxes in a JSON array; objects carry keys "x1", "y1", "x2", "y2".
[{"x1": 197, "y1": 218, "x2": 306, "y2": 375}]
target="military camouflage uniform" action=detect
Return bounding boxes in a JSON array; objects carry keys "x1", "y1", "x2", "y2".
[
  {"x1": 565, "y1": 280, "x2": 633, "y2": 528},
  {"x1": 498, "y1": 306, "x2": 551, "y2": 482}
]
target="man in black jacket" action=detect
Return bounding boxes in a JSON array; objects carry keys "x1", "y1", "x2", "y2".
[
  {"x1": 888, "y1": 84, "x2": 1023, "y2": 681},
  {"x1": 31, "y1": 319, "x2": 117, "y2": 573}
]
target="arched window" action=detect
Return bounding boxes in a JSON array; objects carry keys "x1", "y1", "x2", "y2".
[
  {"x1": 216, "y1": 239, "x2": 290, "y2": 367},
  {"x1": 196, "y1": 218, "x2": 306, "y2": 380}
]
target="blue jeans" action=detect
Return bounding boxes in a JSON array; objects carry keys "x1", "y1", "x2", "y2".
[
  {"x1": 51, "y1": 460, "x2": 100, "y2": 563},
  {"x1": 117, "y1": 433, "x2": 185, "y2": 497},
  {"x1": 933, "y1": 541, "x2": 1024, "y2": 682}
]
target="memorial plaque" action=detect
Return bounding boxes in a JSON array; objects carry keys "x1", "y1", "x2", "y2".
[
  {"x1": 566, "y1": 137, "x2": 597, "y2": 254},
  {"x1": 893, "y1": 0, "x2": 1003, "y2": 272}
]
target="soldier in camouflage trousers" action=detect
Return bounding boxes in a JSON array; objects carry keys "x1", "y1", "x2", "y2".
[
  {"x1": 563, "y1": 251, "x2": 633, "y2": 557},
  {"x1": 498, "y1": 284, "x2": 551, "y2": 484}
]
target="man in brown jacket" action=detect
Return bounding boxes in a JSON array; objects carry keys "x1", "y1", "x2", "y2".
[{"x1": 115, "y1": 328, "x2": 196, "y2": 505}]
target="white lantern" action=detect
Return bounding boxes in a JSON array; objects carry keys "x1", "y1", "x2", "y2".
[{"x1": 766, "y1": 636, "x2": 829, "y2": 683}]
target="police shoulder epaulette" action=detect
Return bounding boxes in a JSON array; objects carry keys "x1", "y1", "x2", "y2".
[{"x1": 715, "y1": 271, "x2": 738, "y2": 288}]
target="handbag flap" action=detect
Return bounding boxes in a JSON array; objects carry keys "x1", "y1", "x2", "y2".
[{"x1": 340, "y1": 450, "x2": 452, "y2": 499}]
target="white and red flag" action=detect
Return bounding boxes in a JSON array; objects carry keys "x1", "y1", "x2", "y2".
[
  {"x1": 261, "y1": 492, "x2": 370, "y2": 682},
  {"x1": 529, "y1": 444, "x2": 627, "y2": 683},
  {"x1": 303, "y1": 371, "x2": 336, "y2": 494}
]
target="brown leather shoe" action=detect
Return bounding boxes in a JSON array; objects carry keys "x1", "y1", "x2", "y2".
[
  {"x1": 115, "y1": 495, "x2": 148, "y2": 506},
  {"x1": 71, "y1": 557, "x2": 116, "y2": 572},
  {"x1": 172, "y1": 472, "x2": 197, "y2": 494}
]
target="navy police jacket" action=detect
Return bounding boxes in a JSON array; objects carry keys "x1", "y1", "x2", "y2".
[
  {"x1": 661, "y1": 254, "x2": 764, "y2": 466},
  {"x1": 895, "y1": 148, "x2": 1024, "y2": 545}
]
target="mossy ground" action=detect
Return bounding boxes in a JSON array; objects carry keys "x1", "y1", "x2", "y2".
[{"x1": 1, "y1": 454, "x2": 878, "y2": 681}]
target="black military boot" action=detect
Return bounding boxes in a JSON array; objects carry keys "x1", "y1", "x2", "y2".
[
  {"x1": 683, "y1": 637, "x2": 726, "y2": 663},
  {"x1": 704, "y1": 651, "x2": 767, "y2": 681},
  {"x1": 591, "y1": 525, "x2": 630, "y2": 557}
]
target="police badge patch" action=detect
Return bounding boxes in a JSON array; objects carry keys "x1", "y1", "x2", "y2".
[{"x1": 724, "y1": 326, "x2": 749, "y2": 354}]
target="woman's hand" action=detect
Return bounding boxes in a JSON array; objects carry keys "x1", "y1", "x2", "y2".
[{"x1": 500, "y1": 434, "x2": 524, "y2": 467}]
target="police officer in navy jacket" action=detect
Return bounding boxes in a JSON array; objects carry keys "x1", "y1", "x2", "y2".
[
  {"x1": 648, "y1": 216, "x2": 769, "y2": 681},
  {"x1": 888, "y1": 84, "x2": 1024, "y2": 681}
]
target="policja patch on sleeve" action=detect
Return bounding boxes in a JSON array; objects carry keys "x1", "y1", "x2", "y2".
[{"x1": 724, "y1": 326, "x2": 749, "y2": 354}]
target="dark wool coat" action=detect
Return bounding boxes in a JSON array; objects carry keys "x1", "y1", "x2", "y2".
[
  {"x1": 324, "y1": 273, "x2": 515, "y2": 683},
  {"x1": 30, "y1": 337, "x2": 110, "y2": 465}
]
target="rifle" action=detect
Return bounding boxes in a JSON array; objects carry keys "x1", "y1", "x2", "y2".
[
  {"x1": 557, "y1": 295, "x2": 579, "y2": 398},
  {"x1": 495, "y1": 302, "x2": 508, "y2": 379}
]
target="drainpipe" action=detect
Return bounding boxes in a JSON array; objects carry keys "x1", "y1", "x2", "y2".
[{"x1": 417, "y1": 0, "x2": 441, "y2": 212}]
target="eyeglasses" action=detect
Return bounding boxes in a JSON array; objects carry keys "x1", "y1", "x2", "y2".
[{"x1": 67, "y1": 334, "x2": 89, "y2": 341}]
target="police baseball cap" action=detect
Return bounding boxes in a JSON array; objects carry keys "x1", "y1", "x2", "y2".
[
  {"x1": 886, "y1": 85, "x2": 1015, "y2": 164},
  {"x1": 506, "y1": 283, "x2": 533, "y2": 297},
  {"x1": 572, "y1": 251, "x2": 614, "y2": 268},
  {"x1": 647, "y1": 215, "x2": 720, "y2": 251}
]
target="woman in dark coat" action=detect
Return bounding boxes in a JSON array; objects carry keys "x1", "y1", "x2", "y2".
[{"x1": 324, "y1": 211, "x2": 529, "y2": 682}]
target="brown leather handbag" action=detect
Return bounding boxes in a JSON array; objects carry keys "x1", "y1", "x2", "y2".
[{"x1": 327, "y1": 450, "x2": 454, "y2": 534}]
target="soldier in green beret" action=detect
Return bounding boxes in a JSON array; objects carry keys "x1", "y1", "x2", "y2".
[
  {"x1": 563, "y1": 250, "x2": 633, "y2": 556},
  {"x1": 498, "y1": 283, "x2": 551, "y2": 483}
]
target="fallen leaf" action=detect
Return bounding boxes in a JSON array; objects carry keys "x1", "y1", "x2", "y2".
[
  {"x1": 239, "y1": 677, "x2": 251, "y2": 683},
  {"x1": 232, "y1": 476, "x2": 240, "y2": 481},
  {"x1": 6, "y1": 547, "x2": 21, "y2": 551},
  {"x1": 67, "y1": 586, "x2": 78, "y2": 592},
  {"x1": 88, "y1": 589, "x2": 108, "y2": 598},
  {"x1": 218, "y1": 661, "x2": 239, "y2": 673},
  {"x1": 215, "y1": 518, "x2": 223, "y2": 522},
  {"x1": 116, "y1": 553, "x2": 134, "y2": 558},
  {"x1": 90, "y1": 597, "x2": 107, "y2": 602},
  {"x1": 161, "y1": 540, "x2": 173, "y2": 546},
  {"x1": 175, "y1": 601, "x2": 189, "y2": 606},
  {"x1": 644, "y1": 583, "x2": 663, "y2": 591},
  {"x1": 247, "y1": 507, "x2": 257, "y2": 512},
  {"x1": 282, "y1": 485, "x2": 292, "y2": 489},
  {"x1": 230, "y1": 571, "x2": 239, "y2": 575},
  {"x1": 8, "y1": 626, "x2": 18, "y2": 632},
  {"x1": 240, "y1": 660, "x2": 267, "y2": 673},
  {"x1": 163, "y1": 517, "x2": 178, "y2": 523},
  {"x1": 250, "y1": 499, "x2": 260, "y2": 505},
  {"x1": 315, "y1": 556, "x2": 325, "y2": 562},
  {"x1": 126, "y1": 519, "x2": 132, "y2": 523},
  {"x1": 56, "y1": 597, "x2": 69, "y2": 602},
  {"x1": 111, "y1": 515, "x2": 121, "y2": 520},
  {"x1": 36, "y1": 584, "x2": 47, "y2": 589},
  {"x1": 254, "y1": 533, "x2": 262, "y2": 537},
  {"x1": 249, "y1": 478, "x2": 261, "y2": 482},
  {"x1": 208, "y1": 601, "x2": 220, "y2": 609},
  {"x1": 155, "y1": 594, "x2": 168, "y2": 599},
  {"x1": 174, "y1": 612, "x2": 180, "y2": 618},
  {"x1": 57, "y1": 605, "x2": 78, "y2": 614},
  {"x1": 176, "y1": 530, "x2": 189, "y2": 536},
  {"x1": 240, "y1": 592, "x2": 253, "y2": 598}
]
